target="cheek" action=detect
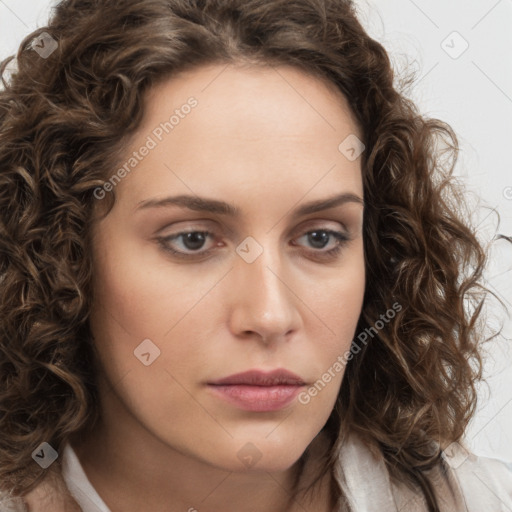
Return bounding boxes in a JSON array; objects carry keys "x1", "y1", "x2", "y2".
[
  {"x1": 89, "y1": 224, "x2": 164, "y2": 382},
  {"x1": 90, "y1": 222, "x2": 192, "y2": 339},
  {"x1": 292, "y1": 241, "x2": 365, "y2": 411},
  {"x1": 311, "y1": 240, "x2": 365, "y2": 353},
  {"x1": 88, "y1": 227, "x2": 222, "y2": 386}
]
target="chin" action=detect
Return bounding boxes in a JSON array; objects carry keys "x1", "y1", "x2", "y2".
[{"x1": 210, "y1": 434, "x2": 314, "y2": 474}]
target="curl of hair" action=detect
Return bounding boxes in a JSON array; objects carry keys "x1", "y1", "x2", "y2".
[{"x1": 0, "y1": 0, "x2": 508, "y2": 510}]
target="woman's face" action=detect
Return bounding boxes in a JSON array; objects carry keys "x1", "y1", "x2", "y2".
[{"x1": 89, "y1": 63, "x2": 365, "y2": 473}]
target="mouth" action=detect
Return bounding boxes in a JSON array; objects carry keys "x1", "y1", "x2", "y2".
[{"x1": 207, "y1": 369, "x2": 307, "y2": 412}]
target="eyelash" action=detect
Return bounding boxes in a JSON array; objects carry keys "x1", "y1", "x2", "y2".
[{"x1": 156, "y1": 228, "x2": 350, "y2": 261}]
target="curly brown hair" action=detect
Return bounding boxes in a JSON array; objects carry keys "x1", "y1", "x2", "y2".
[{"x1": 0, "y1": 0, "x2": 508, "y2": 510}]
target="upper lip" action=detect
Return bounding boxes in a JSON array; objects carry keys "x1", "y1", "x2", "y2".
[{"x1": 208, "y1": 369, "x2": 306, "y2": 386}]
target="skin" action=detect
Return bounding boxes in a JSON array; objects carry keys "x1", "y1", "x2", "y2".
[{"x1": 71, "y1": 63, "x2": 366, "y2": 512}]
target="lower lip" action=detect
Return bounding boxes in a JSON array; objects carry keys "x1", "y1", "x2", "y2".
[{"x1": 207, "y1": 384, "x2": 304, "y2": 412}]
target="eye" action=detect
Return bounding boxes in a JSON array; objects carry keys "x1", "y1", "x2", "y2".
[
  {"x1": 156, "y1": 230, "x2": 216, "y2": 258},
  {"x1": 292, "y1": 229, "x2": 350, "y2": 259},
  {"x1": 156, "y1": 227, "x2": 351, "y2": 260}
]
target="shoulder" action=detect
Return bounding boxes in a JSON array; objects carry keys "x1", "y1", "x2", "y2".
[
  {"x1": 0, "y1": 470, "x2": 82, "y2": 512},
  {"x1": 335, "y1": 432, "x2": 512, "y2": 511},
  {"x1": 439, "y1": 441, "x2": 512, "y2": 512}
]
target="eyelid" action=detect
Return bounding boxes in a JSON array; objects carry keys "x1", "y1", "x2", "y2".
[
  {"x1": 292, "y1": 218, "x2": 348, "y2": 234},
  {"x1": 156, "y1": 218, "x2": 348, "y2": 242}
]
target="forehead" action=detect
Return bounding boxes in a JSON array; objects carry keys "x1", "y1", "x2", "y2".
[
  {"x1": 107, "y1": 63, "x2": 364, "y2": 217},
  {"x1": 142, "y1": 62, "x2": 362, "y2": 141}
]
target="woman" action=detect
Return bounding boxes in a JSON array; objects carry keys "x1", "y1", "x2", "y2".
[{"x1": 0, "y1": 0, "x2": 511, "y2": 511}]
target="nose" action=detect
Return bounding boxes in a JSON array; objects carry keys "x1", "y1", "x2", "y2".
[{"x1": 227, "y1": 244, "x2": 301, "y2": 345}]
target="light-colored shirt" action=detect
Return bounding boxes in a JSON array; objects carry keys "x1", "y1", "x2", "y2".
[
  {"x1": 2, "y1": 433, "x2": 512, "y2": 511},
  {"x1": 336, "y1": 432, "x2": 512, "y2": 511}
]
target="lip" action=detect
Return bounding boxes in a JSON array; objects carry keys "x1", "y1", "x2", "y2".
[
  {"x1": 209, "y1": 369, "x2": 306, "y2": 386},
  {"x1": 207, "y1": 369, "x2": 306, "y2": 412}
]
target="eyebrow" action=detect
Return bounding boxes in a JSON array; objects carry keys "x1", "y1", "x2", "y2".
[{"x1": 135, "y1": 191, "x2": 364, "y2": 217}]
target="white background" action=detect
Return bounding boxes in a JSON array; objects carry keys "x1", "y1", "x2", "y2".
[{"x1": 1, "y1": 0, "x2": 511, "y2": 462}]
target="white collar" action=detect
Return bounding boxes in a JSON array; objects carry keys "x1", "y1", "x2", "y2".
[{"x1": 62, "y1": 443, "x2": 111, "y2": 512}]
